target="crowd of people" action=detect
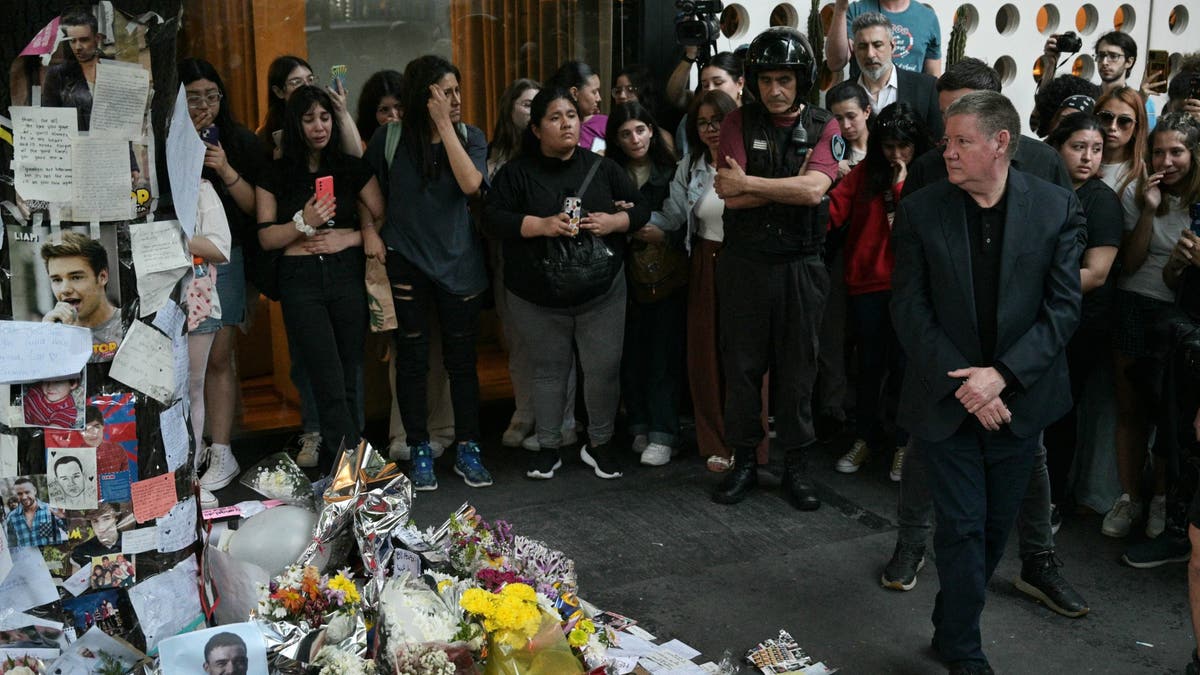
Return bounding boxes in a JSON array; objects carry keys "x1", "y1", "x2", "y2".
[{"x1": 46, "y1": 1, "x2": 1194, "y2": 672}]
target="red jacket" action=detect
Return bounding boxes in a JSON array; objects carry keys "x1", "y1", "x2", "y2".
[{"x1": 828, "y1": 162, "x2": 904, "y2": 296}]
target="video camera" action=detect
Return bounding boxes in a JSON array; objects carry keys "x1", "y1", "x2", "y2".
[{"x1": 676, "y1": 0, "x2": 724, "y2": 65}]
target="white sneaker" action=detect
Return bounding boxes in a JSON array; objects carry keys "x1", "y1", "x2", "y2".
[
  {"x1": 199, "y1": 444, "x2": 240, "y2": 490},
  {"x1": 889, "y1": 447, "x2": 905, "y2": 483},
  {"x1": 1101, "y1": 493, "x2": 1142, "y2": 538},
  {"x1": 388, "y1": 437, "x2": 410, "y2": 461},
  {"x1": 296, "y1": 432, "x2": 321, "y2": 468},
  {"x1": 640, "y1": 442, "x2": 672, "y2": 466},
  {"x1": 835, "y1": 439, "x2": 871, "y2": 473},
  {"x1": 502, "y1": 421, "x2": 532, "y2": 447},
  {"x1": 200, "y1": 487, "x2": 219, "y2": 510},
  {"x1": 522, "y1": 426, "x2": 578, "y2": 451},
  {"x1": 631, "y1": 434, "x2": 649, "y2": 454},
  {"x1": 1146, "y1": 494, "x2": 1167, "y2": 538}
]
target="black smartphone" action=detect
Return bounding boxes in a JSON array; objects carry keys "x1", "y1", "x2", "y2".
[
  {"x1": 1145, "y1": 50, "x2": 1169, "y2": 91},
  {"x1": 200, "y1": 125, "x2": 219, "y2": 146}
]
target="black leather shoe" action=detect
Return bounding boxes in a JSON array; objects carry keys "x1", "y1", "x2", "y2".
[
  {"x1": 712, "y1": 459, "x2": 757, "y2": 504},
  {"x1": 783, "y1": 452, "x2": 821, "y2": 511},
  {"x1": 1014, "y1": 550, "x2": 1089, "y2": 618}
]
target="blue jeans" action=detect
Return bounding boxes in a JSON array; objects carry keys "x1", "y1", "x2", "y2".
[
  {"x1": 923, "y1": 427, "x2": 1038, "y2": 667},
  {"x1": 278, "y1": 249, "x2": 367, "y2": 454}
]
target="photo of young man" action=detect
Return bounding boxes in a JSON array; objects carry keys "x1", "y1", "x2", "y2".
[
  {"x1": 22, "y1": 374, "x2": 84, "y2": 429},
  {"x1": 40, "y1": 232, "x2": 123, "y2": 361},
  {"x1": 46, "y1": 394, "x2": 138, "y2": 502},
  {"x1": 2, "y1": 476, "x2": 67, "y2": 547},
  {"x1": 159, "y1": 623, "x2": 268, "y2": 675}
]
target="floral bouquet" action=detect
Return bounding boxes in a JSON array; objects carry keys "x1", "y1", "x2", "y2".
[
  {"x1": 376, "y1": 573, "x2": 480, "y2": 675},
  {"x1": 254, "y1": 565, "x2": 367, "y2": 674},
  {"x1": 441, "y1": 514, "x2": 577, "y2": 608},
  {"x1": 0, "y1": 656, "x2": 44, "y2": 675},
  {"x1": 310, "y1": 645, "x2": 377, "y2": 675},
  {"x1": 459, "y1": 584, "x2": 583, "y2": 675},
  {"x1": 240, "y1": 452, "x2": 316, "y2": 508}
]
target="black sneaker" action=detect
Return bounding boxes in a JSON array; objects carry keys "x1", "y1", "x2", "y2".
[
  {"x1": 1050, "y1": 503, "x2": 1062, "y2": 535},
  {"x1": 881, "y1": 541, "x2": 925, "y2": 591},
  {"x1": 1121, "y1": 528, "x2": 1191, "y2": 568},
  {"x1": 1014, "y1": 550, "x2": 1089, "y2": 618},
  {"x1": 524, "y1": 448, "x2": 562, "y2": 480},
  {"x1": 580, "y1": 442, "x2": 623, "y2": 479}
]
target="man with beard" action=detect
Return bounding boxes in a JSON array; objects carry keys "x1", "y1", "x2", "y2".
[
  {"x1": 846, "y1": 12, "x2": 942, "y2": 142},
  {"x1": 41, "y1": 8, "x2": 106, "y2": 130},
  {"x1": 203, "y1": 633, "x2": 249, "y2": 675},
  {"x1": 40, "y1": 232, "x2": 122, "y2": 361},
  {"x1": 5, "y1": 477, "x2": 67, "y2": 547}
]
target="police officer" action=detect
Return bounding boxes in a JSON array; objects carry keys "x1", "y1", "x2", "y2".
[{"x1": 712, "y1": 27, "x2": 842, "y2": 509}]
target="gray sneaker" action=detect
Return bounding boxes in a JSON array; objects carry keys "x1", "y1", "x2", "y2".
[{"x1": 881, "y1": 542, "x2": 926, "y2": 591}]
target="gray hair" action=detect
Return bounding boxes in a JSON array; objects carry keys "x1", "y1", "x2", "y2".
[
  {"x1": 851, "y1": 12, "x2": 893, "y2": 37},
  {"x1": 945, "y1": 91, "x2": 1021, "y2": 159}
]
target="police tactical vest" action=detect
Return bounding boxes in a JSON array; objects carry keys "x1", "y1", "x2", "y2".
[{"x1": 724, "y1": 103, "x2": 833, "y2": 262}]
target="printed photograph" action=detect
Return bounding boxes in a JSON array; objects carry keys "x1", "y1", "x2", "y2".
[
  {"x1": 1, "y1": 475, "x2": 67, "y2": 547},
  {"x1": 67, "y1": 501, "x2": 134, "y2": 573},
  {"x1": 7, "y1": 225, "x2": 124, "y2": 362},
  {"x1": 22, "y1": 371, "x2": 86, "y2": 430},
  {"x1": 159, "y1": 622, "x2": 269, "y2": 675},
  {"x1": 62, "y1": 588, "x2": 137, "y2": 638},
  {"x1": 46, "y1": 392, "x2": 138, "y2": 503},
  {"x1": 89, "y1": 553, "x2": 136, "y2": 590}
]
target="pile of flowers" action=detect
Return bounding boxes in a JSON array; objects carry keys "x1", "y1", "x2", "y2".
[
  {"x1": 459, "y1": 583, "x2": 541, "y2": 647},
  {"x1": 310, "y1": 645, "x2": 377, "y2": 675},
  {"x1": 442, "y1": 513, "x2": 578, "y2": 606},
  {"x1": 241, "y1": 451, "x2": 316, "y2": 506},
  {"x1": 0, "y1": 656, "x2": 43, "y2": 675},
  {"x1": 256, "y1": 565, "x2": 360, "y2": 627}
]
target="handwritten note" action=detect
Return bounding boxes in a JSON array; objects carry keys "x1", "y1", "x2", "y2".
[
  {"x1": 151, "y1": 297, "x2": 186, "y2": 338},
  {"x1": 11, "y1": 107, "x2": 76, "y2": 202},
  {"x1": 132, "y1": 220, "x2": 190, "y2": 275},
  {"x1": 130, "y1": 471, "x2": 177, "y2": 523},
  {"x1": 166, "y1": 85, "x2": 205, "y2": 237},
  {"x1": 393, "y1": 548, "x2": 421, "y2": 578},
  {"x1": 0, "y1": 434, "x2": 16, "y2": 477},
  {"x1": 122, "y1": 527, "x2": 159, "y2": 554},
  {"x1": 160, "y1": 403, "x2": 189, "y2": 473},
  {"x1": 71, "y1": 136, "x2": 134, "y2": 221},
  {"x1": 0, "y1": 548, "x2": 59, "y2": 613},
  {"x1": 90, "y1": 60, "x2": 151, "y2": 140},
  {"x1": 172, "y1": 332, "x2": 189, "y2": 405},
  {"x1": 110, "y1": 321, "x2": 174, "y2": 404},
  {"x1": 62, "y1": 562, "x2": 92, "y2": 597},
  {"x1": 128, "y1": 555, "x2": 203, "y2": 651},
  {"x1": 156, "y1": 498, "x2": 196, "y2": 553},
  {"x1": 0, "y1": 321, "x2": 93, "y2": 385}
]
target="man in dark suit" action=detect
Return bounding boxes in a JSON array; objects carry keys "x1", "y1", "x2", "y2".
[
  {"x1": 891, "y1": 90, "x2": 1085, "y2": 674},
  {"x1": 882, "y1": 58, "x2": 1089, "y2": 626},
  {"x1": 850, "y1": 12, "x2": 943, "y2": 140}
]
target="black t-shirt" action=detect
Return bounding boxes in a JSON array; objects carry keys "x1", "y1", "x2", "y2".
[
  {"x1": 203, "y1": 124, "x2": 267, "y2": 248},
  {"x1": 1076, "y1": 177, "x2": 1124, "y2": 329},
  {"x1": 258, "y1": 154, "x2": 373, "y2": 231}
]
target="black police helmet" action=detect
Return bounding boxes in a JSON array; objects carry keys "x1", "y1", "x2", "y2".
[{"x1": 744, "y1": 27, "x2": 817, "y2": 106}]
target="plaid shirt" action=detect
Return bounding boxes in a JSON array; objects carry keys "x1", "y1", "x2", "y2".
[{"x1": 6, "y1": 501, "x2": 66, "y2": 547}]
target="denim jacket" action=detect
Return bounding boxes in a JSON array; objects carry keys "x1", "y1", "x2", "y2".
[{"x1": 654, "y1": 154, "x2": 716, "y2": 254}]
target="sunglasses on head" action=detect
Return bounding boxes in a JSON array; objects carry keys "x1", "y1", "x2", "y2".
[{"x1": 1097, "y1": 110, "x2": 1135, "y2": 130}]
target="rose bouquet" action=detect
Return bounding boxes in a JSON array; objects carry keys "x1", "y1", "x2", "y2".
[{"x1": 240, "y1": 452, "x2": 316, "y2": 507}]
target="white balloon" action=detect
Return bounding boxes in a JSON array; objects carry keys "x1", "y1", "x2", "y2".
[{"x1": 226, "y1": 505, "x2": 317, "y2": 575}]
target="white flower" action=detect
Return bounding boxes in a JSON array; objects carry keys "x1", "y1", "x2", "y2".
[{"x1": 7, "y1": 667, "x2": 35, "y2": 675}]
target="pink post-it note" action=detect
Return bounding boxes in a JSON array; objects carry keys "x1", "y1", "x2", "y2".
[{"x1": 130, "y1": 472, "x2": 178, "y2": 523}]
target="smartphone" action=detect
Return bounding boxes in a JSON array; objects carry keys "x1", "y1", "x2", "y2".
[
  {"x1": 315, "y1": 175, "x2": 334, "y2": 202},
  {"x1": 330, "y1": 64, "x2": 348, "y2": 92},
  {"x1": 199, "y1": 125, "x2": 219, "y2": 146},
  {"x1": 1146, "y1": 50, "x2": 1169, "y2": 91}
]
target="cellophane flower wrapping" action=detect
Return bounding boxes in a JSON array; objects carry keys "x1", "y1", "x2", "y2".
[
  {"x1": 377, "y1": 574, "x2": 479, "y2": 675},
  {"x1": 252, "y1": 565, "x2": 366, "y2": 674},
  {"x1": 0, "y1": 656, "x2": 44, "y2": 675},
  {"x1": 239, "y1": 452, "x2": 316, "y2": 508},
  {"x1": 481, "y1": 611, "x2": 583, "y2": 675},
  {"x1": 311, "y1": 645, "x2": 377, "y2": 675}
]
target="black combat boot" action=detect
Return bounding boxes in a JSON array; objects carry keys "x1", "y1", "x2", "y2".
[
  {"x1": 712, "y1": 447, "x2": 757, "y2": 504},
  {"x1": 783, "y1": 447, "x2": 821, "y2": 511}
]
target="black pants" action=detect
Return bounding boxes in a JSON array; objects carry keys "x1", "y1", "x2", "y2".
[
  {"x1": 848, "y1": 290, "x2": 908, "y2": 449},
  {"x1": 716, "y1": 252, "x2": 828, "y2": 451},
  {"x1": 924, "y1": 427, "x2": 1038, "y2": 668},
  {"x1": 278, "y1": 249, "x2": 367, "y2": 454},
  {"x1": 620, "y1": 290, "x2": 687, "y2": 446},
  {"x1": 1043, "y1": 322, "x2": 1110, "y2": 503},
  {"x1": 386, "y1": 252, "x2": 483, "y2": 444}
]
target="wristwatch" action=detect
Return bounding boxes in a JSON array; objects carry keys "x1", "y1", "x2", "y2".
[{"x1": 292, "y1": 210, "x2": 316, "y2": 236}]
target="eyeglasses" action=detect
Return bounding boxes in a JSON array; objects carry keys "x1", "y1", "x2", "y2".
[
  {"x1": 611, "y1": 85, "x2": 638, "y2": 97},
  {"x1": 695, "y1": 117, "x2": 723, "y2": 131},
  {"x1": 1097, "y1": 110, "x2": 1136, "y2": 129},
  {"x1": 1094, "y1": 51, "x2": 1127, "y2": 63},
  {"x1": 286, "y1": 74, "x2": 318, "y2": 89},
  {"x1": 186, "y1": 92, "x2": 223, "y2": 109}
]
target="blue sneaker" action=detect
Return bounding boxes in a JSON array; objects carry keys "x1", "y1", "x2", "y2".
[
  {"x1": 410, "y1": 442, "x2": 438, "y2": 491},
  {"x1": 454, "y1": 442, "x2": 494, "y2": 487}
]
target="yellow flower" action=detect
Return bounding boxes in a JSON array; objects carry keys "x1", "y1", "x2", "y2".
[
  {"x1": 568, "y1": 627, "x2": 589, "y2": 648},
  {"x1": 437, "y1": 579, "x2": 452, "y2": 593},
  {"x1": 329, "y1": 573, "x2": 360, "y2": 604},
  {"x1": 499, "y1": 583, "x2": 536, "y2": 603}
]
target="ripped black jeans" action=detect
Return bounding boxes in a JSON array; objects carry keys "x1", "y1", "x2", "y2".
[{"x1": 386, "y1": 251, "x2": 483, "y2": 444}]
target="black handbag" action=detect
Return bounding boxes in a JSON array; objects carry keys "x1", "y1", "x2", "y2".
[{"x1": 536, "y1": 157, "x2": 621, "y2": 306}]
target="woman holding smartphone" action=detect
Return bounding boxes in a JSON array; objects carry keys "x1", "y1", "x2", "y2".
[{"x1": 256, "y1": 86, "x2": 384, "y2": 468}]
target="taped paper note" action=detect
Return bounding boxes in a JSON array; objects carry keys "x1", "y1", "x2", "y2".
[
  {"x1": 90, "y1": 60, "x2": 151, "y2": 139},
  {"x1": 156, "y1": 498, "x2": 196, "y2": 553},
  {"x1": 71, "y1": 135, "x2": 133, "y2": 221},
  {"x1": 130, "y1": 472, "x2": 176, "y2": 523},
  {"x1": 166, "y1": 85, "x2": 205, "y2": 237},
  {"x1": 110, "y1": 321, "x2": 174, "y2": 404},
  {"x1": 10, "y1": 106, "x2": 76, "y2": 202},
  {"x1": 160, "y1": 403, "x2": 189, "y2": 472},
  {"x1": 0, "y1": 321, "x2": 92, "y2": 385}
]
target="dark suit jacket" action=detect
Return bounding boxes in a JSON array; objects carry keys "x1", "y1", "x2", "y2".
[
  {"x1": 890, "y1": 169, "x2": 1086, "y2": 442},
  {"x1": 895, "y1": 68, "x2": 944, "y2": 143}
]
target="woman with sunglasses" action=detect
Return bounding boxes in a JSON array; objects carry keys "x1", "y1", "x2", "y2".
[
  {"x1": 1043, "y1": 113, "x2": 1123, "y2": 523},
  {"x1": 179, "y1": 58, "x2": 266, "y2": 504},
  {"x1": 256, "y1": 86, "x2": 384, "y2": 470},
  {"x1": 655, "y1": 89, "x2": 762, "y2": 472},
  {"x1": 1095, "y1": 87, "x2": 1148, "y2": 197},
  {"x1": 827, "y1": 102, "x2": 933, "y2": 481},
  {"x1": 1106, "y1": 113, "x2": 1200, "y2": 539}
]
